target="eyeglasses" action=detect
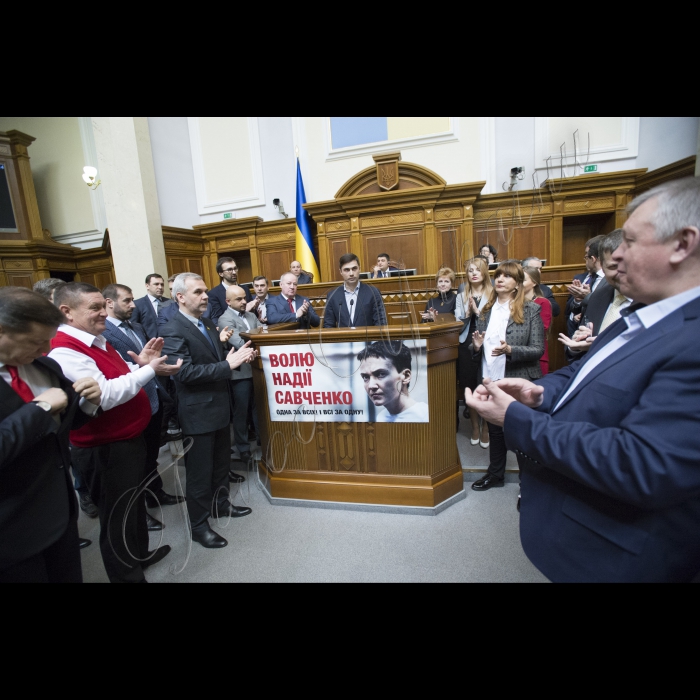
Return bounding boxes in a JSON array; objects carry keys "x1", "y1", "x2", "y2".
[{"x1": 222, "y1": 268, "x2": 238, "y2": 273}]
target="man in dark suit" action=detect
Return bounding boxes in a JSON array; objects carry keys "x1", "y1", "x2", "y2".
[
  {"x1": 521, "y1": 257, "x2": 561, "y2": 317},
  {"x1": 161, "y1": 273, "x2": 257, "y2": 550},
  {"x1": 267, "y1": 273, "x2": 321, "y2": 328},
  {"x1": 290, "y1": 261, "x2": 313, "y2": 286},
  {"x1": 565, "y1": 235, "x2": 606, "y2": 336},
  {"x1": 466, "y1": 177, "x2": 700, "y2": 583},
  {"x1": 131, "y1": 274, "x2": 173, "y2": 340},
  {"x1": 0, "y1": 287, "x2": 102, "y2": 583},
  {"x1": 560, "y1": 230, "x2": 633, "y2": 358},
  {"x1": 208, "y1": 258, "x2": 253, "y2": 327},
  {"x1": 324, "y1": 254, "x2": 387, "y2": 328},
  {"x1": 372, "y1": 253, "x2": 398, "y2": 279},
  {"x1": 102, "y1": 284, "x2": 185, "y2": 517}
]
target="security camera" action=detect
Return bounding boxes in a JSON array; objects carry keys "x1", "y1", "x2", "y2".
[
  {"x1": 273, "y1": 199, "x2": 289, "y2": 218},
  {"x1": 511, "y1": 167, "x2": 525, "y2": 176}
]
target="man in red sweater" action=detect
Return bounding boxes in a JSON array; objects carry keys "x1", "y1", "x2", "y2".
[{"x1": 50, "y1": 283, "x2": 182, "y2": 584}]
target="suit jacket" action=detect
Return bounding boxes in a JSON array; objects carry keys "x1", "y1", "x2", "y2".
[
  {"x1": 580, "y1": 279, "x2": 615, "y2": 335},
  {"x1": 158, "y1": 302, "x2": 211, "y2": 331},
  {"x1": 208, "y1": 283, "x2": 253, "y2": 327},
  {"x1": 218, "y1": 308, "x2": 260, "y2": 380},
  {"x1": 267, "y1": 294, "x2": 321, "y2": 328},
  {"x1": 297, "y1": 273, "x2": 313, "y2": 285},
  {"x1": 132, "y1": 296, "x2": 173, "y2": 340},
  {"x1": 506, "y1": 295, "x2": 700, "y2": 582},
  {"x1": 160, "y1": 312, "x2": 237, "y2": 436},
  {"x1": 471, "y1": 301, "x2": 544, "y2": 380},
  {"x1": 323, "y1": 284, "x2": 387, "y2": 328},
  {"x1": 566, "y1": 272, "x2": 604, "y2": 336},
  {"x1": 0, "y1": 357, "x2": 88, "y2": 570},
  {"x1": 373, "y1": 267, "x2": 398, "y2": 279},
  {"x1": 101, "y1": 319, "x2": 170, "y2": 407}
]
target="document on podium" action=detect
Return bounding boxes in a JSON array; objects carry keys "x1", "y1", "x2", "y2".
[{"x1": 261, "y1": 339, "x2": 429, "y2": 423}]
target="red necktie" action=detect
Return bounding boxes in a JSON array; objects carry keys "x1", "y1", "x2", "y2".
[
  {"x1": 7, "y1": 366, "x2": 35, "y2": 403},
  {"x1": 288, "y1": 298, "x2": 296, "y2": 314}
]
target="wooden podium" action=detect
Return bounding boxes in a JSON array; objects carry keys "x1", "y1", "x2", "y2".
[{"x1": 243, "y1": 319, "x2": 464, "y2": 509}]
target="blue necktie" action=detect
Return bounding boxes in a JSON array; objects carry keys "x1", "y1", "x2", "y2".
[
  {"x1": 122, "y1": 322, "x2": 159, "y2": 415},
  {"x1": 198, "y1": 320, "x2": 218, "y2": 354}
]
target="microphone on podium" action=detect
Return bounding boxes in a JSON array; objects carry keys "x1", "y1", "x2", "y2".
[{"x1": 350, "y1": 299, "x2": 355, "y2": 328}]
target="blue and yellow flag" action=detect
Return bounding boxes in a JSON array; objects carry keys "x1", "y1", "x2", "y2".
[{"x1": 295, "y1": 160, "x2": 320, "y2": 283}]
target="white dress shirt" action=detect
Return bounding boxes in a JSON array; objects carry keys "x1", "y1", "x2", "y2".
[
  {"x1": 482, "y1": 300, "x2": 511, "y2": 381},
  {"x1": 48, "y1": 325, "x2": 155, "y2": 413},
  {"x1": 344, "y1": 284, "x2": 360, "y2": 325},
  {"x1": 0, "y1": 361, "x2": 100, "y2": 423},
  {"x1": 555, "y1": 285, "x2": 700, "y2": 412},
  {"x1": 147, "y1": 294, "x2": 161, "y2": 315}
]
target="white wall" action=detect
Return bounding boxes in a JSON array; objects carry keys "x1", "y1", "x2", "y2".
[
  {"x1": 494, "y1": 117, "x2": 699, "y2": 192},
  {"x1": 0, "y1": 116, "x2": 97, "y2": 244}
]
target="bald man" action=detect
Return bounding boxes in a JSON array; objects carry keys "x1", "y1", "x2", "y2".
[
  {"x1": 290, "y1": 261, "x2": 312, "y2": 286},
  {"x1": 219, "y1": 286, "x2": 260, "y2": 463}
]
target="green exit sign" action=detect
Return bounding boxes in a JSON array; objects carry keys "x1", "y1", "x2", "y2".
[
  {"x1": 584, "y1": 165, "x2": 599, "y2": 173},
  {"x1": 223, "y1": 213, "x2": 233, "y2": 220}
]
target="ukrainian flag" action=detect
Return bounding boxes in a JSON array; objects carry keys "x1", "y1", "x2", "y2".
[{"x1": 295, "y1": 160, "x2": 320, "y2": 283}]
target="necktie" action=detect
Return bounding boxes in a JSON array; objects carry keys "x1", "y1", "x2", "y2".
[
  {"x1": 121, "y1": 322, "x2": 143, "y2": 351},
  {"x1": 600, "y1": 293, "x2": 628, "y2": 333},
  {"x1": 154, "y1": 298, "x2": 160, "y2": 316},
  {"x1": 288, "y1": 298, "x2": 296, "y2": 314},
  {"x1": 7, "y1": 366, "x2": 35, "y2": 403},
  {"x1": 198, "y1": 320, "x2": 218, "y2": 354}
]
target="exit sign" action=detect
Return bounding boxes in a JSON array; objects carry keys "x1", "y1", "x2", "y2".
[
  {"x1": 584, "y1": 165, "x2": 599, "y2": 173},
  {"x1": 223, "y1": 213, "x2": 233, "y2": 220}
]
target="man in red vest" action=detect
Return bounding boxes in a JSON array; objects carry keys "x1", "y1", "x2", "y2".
[{"x1": 50, "y1": 283, "x2": 182, "y2": 584}]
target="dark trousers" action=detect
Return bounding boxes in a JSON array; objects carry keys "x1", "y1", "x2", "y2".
[
  {"x1": 487, "y1": 422, "x2": 508, "y2": 481},
  {"x1": 142, "y1": 405, "x2": 165, "y2": 495},
  {"x1": 0, "y1": 519, "x2": 82, "y2": 584},
  {"x1": 231, "y1": 379, "x2": 257, "y2": 453},
  {"x1": 71, "y1": 437, "x2": 149, "y2": 584},
  {"x1": 184, "y1": 426, "x2": 231, "y2": 531}
]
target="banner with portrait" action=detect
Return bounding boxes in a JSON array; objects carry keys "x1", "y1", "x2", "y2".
[{"x1": 261, "y1": 339, "x2": 429, "y2": 423}]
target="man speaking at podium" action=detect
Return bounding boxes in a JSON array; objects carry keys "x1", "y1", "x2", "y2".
[{"x1": 324, "y1": 255, "x2": 387, "y2": 328}]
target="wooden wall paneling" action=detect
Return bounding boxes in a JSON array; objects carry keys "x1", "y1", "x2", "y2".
[
  {"x1": 512, "y1": 224, "x2": 548, "y2": 263},
  {"x1": 330, "y1": 238, "x2": 349, "y2": 281},
  {"x1": 438, "y1": 226, "x2": 460, "y2": 273},
  {"x1": 5, "y1": 273, "x2": 33, "y2": 289},
  {"x1": 475, "y1": 226, "x2": 508, "y2": 264},
  {"x1": 364, "y1": 230, "x2": 423, "y2": 275},
  {"x1": 423, "y1": 207, "x2": 438, "y2": 275},
  {"x1": 259, "y1": 248, "x2": 294, "y2": 285}
]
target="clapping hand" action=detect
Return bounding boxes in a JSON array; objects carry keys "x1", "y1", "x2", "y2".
[
  {"x1": 246, "y1": 299, "x2": 260, "y2": 314},
  {"x1": 567, "y1": 279, "x2": 591, "y2": 301},
  {"x1": 491, "y1": 340, "x2": 511, "y2": 357},
  {"x1": 469, "y1": 297, "x2": 480, "y2": 316},
  {"x1": 472, "y1": 330, "x2": 485, "y2": 351},
  {"x1": 128, "y1": 337, "x2": 182, "y2": 377},
  {"x1": 296, "y1": 301, "x2": 310, "y2": 319},
  {"x1": 466, "y1": 377, "x2": 545, "y2": 427},
  {"x1": 421, "y1": 308, "x2": 438, "y2": 322},
  {"x1": 220, "y1": 326, "x2": 234, "y2": 344},
  {"x1": 559, "y1": 322, "x2": 596, "y2": 352},
  {"x1": 226, "y1": 341, "x2": 257, "y2": 370}
]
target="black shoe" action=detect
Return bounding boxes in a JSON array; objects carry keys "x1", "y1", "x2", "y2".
[
  {"x1": 78, "y1": 492, "x2": 99, "y2": 519},
  {"x1": 228, "y1": 471, "x2": 246, "y2": 484},
  {"x1": 463, "y1": 407, "x2": 470, "y2": 420},
  {"x1": 191, "y1": 527, "x2": 228, "y2": 549},
  {"x1": 517, "y1": 496, "x2": 521, "y2": 513},
  {"x1": 212, "y1": 503, "x2": 252, "y2": 519},
  {"x1": 79, "y1": 538, "x2": 92, "y2": 550},
  {"x1": 141, "y1": 545, "x2": 172, "y2": 571},
  {"x1": 146, "y1": 490, "x2": 185, "y2": 509},
  {"x1": 146, "y1": 513, "x2": 165, "y2": 532},
  {"x1": 471, "y1": 475, "x2": 505, "y2": 492}
]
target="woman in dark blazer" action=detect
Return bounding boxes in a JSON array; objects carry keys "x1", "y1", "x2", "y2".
[
  {"x1": 469, "y1": 261, "x2": 544, "y2": 492},
  {"x1": 421, "y1": 267, "x2": 458, "y2": 322}
]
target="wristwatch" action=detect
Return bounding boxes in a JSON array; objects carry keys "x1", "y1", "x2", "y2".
[{"x1": 33, "y1": 400, "x2": 53, "y2": 413}]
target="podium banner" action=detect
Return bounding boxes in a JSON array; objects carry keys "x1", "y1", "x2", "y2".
[{"x1": 261, "y1": 339, "x2": 429, "y2": 423}]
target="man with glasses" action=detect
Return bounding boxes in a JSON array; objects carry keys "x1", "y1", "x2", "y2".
[
  {"x1": 208, "y1": 258, "x2": 253, "y2": 327},
  {"x1": 565, "y1": 236, "x2": 605, "y2": 337}
]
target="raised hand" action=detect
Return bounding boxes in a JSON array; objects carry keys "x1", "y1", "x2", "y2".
[
  {"x1": 128, "y1": 338, "x2": 165, "y2": 368},
  {"x1": 73, "y1": 378, "x2": 101, "y2": 406},
  {"x1": 472, "y1": 330, "x2": 485, "y2": 351},
  {"x1": 227, "y1": 341, "x2": 256, "y2": 370},
  {"x1": 220, "y1": 326, "x2": 234, "y2": 344}
]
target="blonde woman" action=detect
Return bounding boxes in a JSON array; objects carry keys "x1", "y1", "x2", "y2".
[
  {"x1": 455, "y1": 258, "x2": 494, "y2": 445},
  {"x1": 422, "y1": 268, "x2": 457, "y2": 322},
  {"x1": 470, "y1": 261, "x2": 544, "y2": 491}
]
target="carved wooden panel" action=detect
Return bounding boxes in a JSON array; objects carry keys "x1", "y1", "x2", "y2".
[
  {"x1": 330, "y1": 239, "x2": 349, "y2": 281},
  {"x1": 259, "y1": 248, "x2": 294, "y2": 285},
  {"x1": 565, "y1": 197, "x2": 615, "y2": 213},
  {"x1": 364, "y1": 231, "x2": 422, "y2": 274},
  {"x1": 512, "y1": 224, "x2": 548, "y2": 264},
  {"x1": 5, "y1": 273, "x2": 32, "y2": 289},
  {"x1": 168, "y1": 257, "x2": 204, "y2": 277},
  {"x1": 361, "y1": 210, "x2": 423, "y2": 229},
  {"x1": 438, "y1": 227, "x2": 460, "y2": 272},
  {"x1": 327, "y1": 220, "x2": 351, "y2": 233}
]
